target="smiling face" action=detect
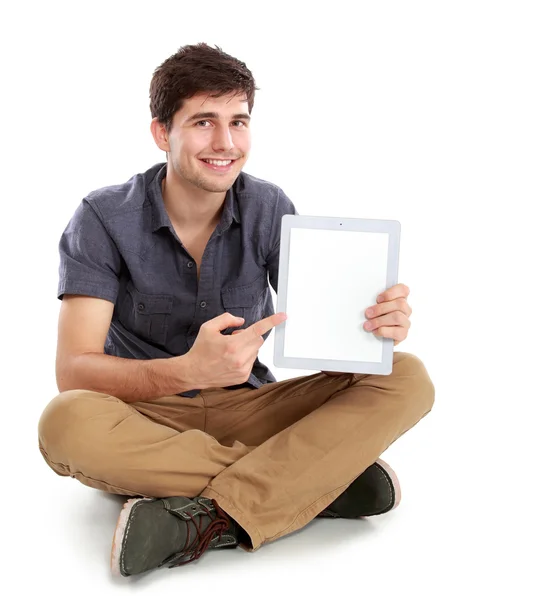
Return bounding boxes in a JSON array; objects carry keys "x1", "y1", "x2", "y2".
[{"x1": 153, "y1": 92, "x2": 252, "y2": 194}]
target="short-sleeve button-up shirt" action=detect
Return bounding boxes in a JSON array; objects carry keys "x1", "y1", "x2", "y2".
[{"x1": 57, "y1": 162, "x2": 298, "y2": 398}]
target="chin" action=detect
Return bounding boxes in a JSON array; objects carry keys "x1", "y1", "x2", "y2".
[
  {"x1": 198, "y1": 179, "x2": 237, "y2": 193},
  {"x1": 207, "y1": 172, "x2": 242, "y2": 191}
]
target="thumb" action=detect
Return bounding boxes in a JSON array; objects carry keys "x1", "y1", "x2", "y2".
[{"x1": 231, "y1": 329, "x2": 246, "y2": 336}]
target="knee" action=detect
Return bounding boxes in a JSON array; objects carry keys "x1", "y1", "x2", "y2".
[
  {"x1": 394, "y1": 352, "x2": 435, "y2": 413},
  {"x1": 38, "y1": 389, "x2": 96, "y2": 457}
]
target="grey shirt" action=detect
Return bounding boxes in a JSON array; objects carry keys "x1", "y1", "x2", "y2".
[{"x1": 57, "y1": 162, "x2": 298, "y2": 398}]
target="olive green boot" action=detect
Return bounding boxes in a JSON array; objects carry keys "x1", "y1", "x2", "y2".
[
  {"x1": 317, "y1": 459, "x2": 402, "y2": 518},
  {"x1": 111, "y1": 496, "x2": 240, "y2": 577}
]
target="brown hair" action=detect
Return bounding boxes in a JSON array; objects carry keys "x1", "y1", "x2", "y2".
[{"x1": 149, "y1": 43, "x2": 259, "y2": 134}]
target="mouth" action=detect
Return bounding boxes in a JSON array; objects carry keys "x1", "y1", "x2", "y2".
[{"x1": 199, "y1": 158, "x2": 238, "y2": 173}]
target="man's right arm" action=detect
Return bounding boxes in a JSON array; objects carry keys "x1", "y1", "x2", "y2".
[{"x1": 56, "y1": 295, "x2": 196, "y2": 404}]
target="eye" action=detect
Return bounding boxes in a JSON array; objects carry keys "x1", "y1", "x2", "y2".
[{"x1": 195, "y1": 120, "x2": 248, "y2": 128}]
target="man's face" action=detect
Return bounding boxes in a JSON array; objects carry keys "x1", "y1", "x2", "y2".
[{"x1": 163, "y1": 92, "x2": 251, "y2": 193}]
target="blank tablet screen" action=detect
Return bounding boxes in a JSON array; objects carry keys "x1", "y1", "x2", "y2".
[{"x1": 283, "y1": 228, "x2": 389, "y2": 363}]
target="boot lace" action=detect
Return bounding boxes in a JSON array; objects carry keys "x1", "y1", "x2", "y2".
[{"x1": 167, "y1": 499, "x2": 232, "y2": 569}]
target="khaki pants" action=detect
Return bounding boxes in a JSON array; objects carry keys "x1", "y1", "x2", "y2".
[{"x1": 38, "y1": 352, "x2": 435, "y2": 551}]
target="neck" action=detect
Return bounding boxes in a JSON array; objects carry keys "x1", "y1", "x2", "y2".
[{"x1": 162, "y1": 169, "x2": 226, "y2": 231}]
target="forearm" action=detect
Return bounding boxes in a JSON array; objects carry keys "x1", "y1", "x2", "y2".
[{"x1": 59, "y1": 352, "x2": 195, "y2": 404}]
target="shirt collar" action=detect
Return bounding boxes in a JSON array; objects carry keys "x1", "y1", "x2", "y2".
[{"x1": 148, "y1": 162, "x2": 241, "y2": 234}]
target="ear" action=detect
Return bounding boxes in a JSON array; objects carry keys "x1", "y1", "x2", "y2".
[{"x1": 150, "y1": 118, "x2": 170, "y2": 153}]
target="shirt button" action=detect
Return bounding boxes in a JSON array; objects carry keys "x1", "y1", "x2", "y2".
[
  {"x1": 200, "y1": 301, "x2": 207, "y2": 308},
  {"x1": 137, "y1": 303, "x2": 145, "y2": 311},
  {"x1": 187, "y1": 261, "x2": 194, "y2": 268}
]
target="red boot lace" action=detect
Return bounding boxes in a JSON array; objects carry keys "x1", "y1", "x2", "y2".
[{"x1": 168, "y1": 499, "x2": 232, "y2": 569}]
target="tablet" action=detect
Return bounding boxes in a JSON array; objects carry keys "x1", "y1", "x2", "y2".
[{"x1": 273, "y1": 215, "x2": 401, "y2": 375}]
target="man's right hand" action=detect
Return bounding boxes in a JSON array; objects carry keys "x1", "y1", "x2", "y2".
[{"x1": 183, "y1": 312, "x2": 287, "y2": 389}]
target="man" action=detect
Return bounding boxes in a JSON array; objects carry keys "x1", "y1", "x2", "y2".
[{"x1": 38, "y1": 43, "x2": 435, "y2": 577}]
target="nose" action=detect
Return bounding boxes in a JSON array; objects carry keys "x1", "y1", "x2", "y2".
[{"x1": 212, "y1": 126, "x2": 235, "y2": 152}]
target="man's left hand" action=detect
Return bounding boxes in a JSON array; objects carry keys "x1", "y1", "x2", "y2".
[
  {"x1": 364, "y1": 283, "x2": 412, "y2": 346},
  {"x1": 321, "y1": 283, "x2": 412, "y2": 376}
]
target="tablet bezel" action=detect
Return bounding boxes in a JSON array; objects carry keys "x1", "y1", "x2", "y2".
[{"x1": 273, "y1": 215, "x2": 400, "y2": 375}]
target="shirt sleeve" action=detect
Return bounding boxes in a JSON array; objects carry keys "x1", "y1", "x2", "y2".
[
  {"x1": 267, "y1": 187, "x2": 299, "y2": 294},
  {"x1": 57, "y1": 199, "x2": 122, "y2": 303}
]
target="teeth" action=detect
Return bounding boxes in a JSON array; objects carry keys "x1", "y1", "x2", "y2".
[{"x1": 204, "y1": 159, "x2": 232, "y2": 166}]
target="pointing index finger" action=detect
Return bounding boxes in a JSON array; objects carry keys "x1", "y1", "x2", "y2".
[{"x1": 245, "y1": 312, "x2": 287, "y2": 339}]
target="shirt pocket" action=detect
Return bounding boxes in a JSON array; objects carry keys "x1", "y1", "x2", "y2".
[
  {"x1": 122, "y1": 280, "x2": 174, "y2": 347},
  {"x1": 220, "y1": 274, "x2": 267, "y2": 333}
]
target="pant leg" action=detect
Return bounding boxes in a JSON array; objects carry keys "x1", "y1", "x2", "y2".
[
  {"x1": 200, "y1": 351, "x2": 435, "y2": 551},
  {"x1": 38, "y1": 351, "x2": 434, "y2": 553},
  {"x1": 37, "y1": 389, "x2": 255, "y2": 497}
]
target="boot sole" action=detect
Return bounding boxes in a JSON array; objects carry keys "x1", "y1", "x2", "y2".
[
  {"x1": 375, "y1": 458, "x2": 402, "y2": 511},
  {"x1": 110, "y1": 497, "x2": 154, "y2": 576}
]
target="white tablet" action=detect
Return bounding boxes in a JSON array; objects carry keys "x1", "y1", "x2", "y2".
[{"x1": 273, "y1": 215, "x2": 401, "y2": 375}]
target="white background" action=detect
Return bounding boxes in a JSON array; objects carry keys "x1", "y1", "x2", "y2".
[{"x1": 1, "y1": 0, "x2": 549, "y2": 597}]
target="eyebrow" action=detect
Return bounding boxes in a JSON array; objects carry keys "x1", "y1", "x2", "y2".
[{"x1": 185, "y1": 112, "x2": 251, "y2": 123}]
